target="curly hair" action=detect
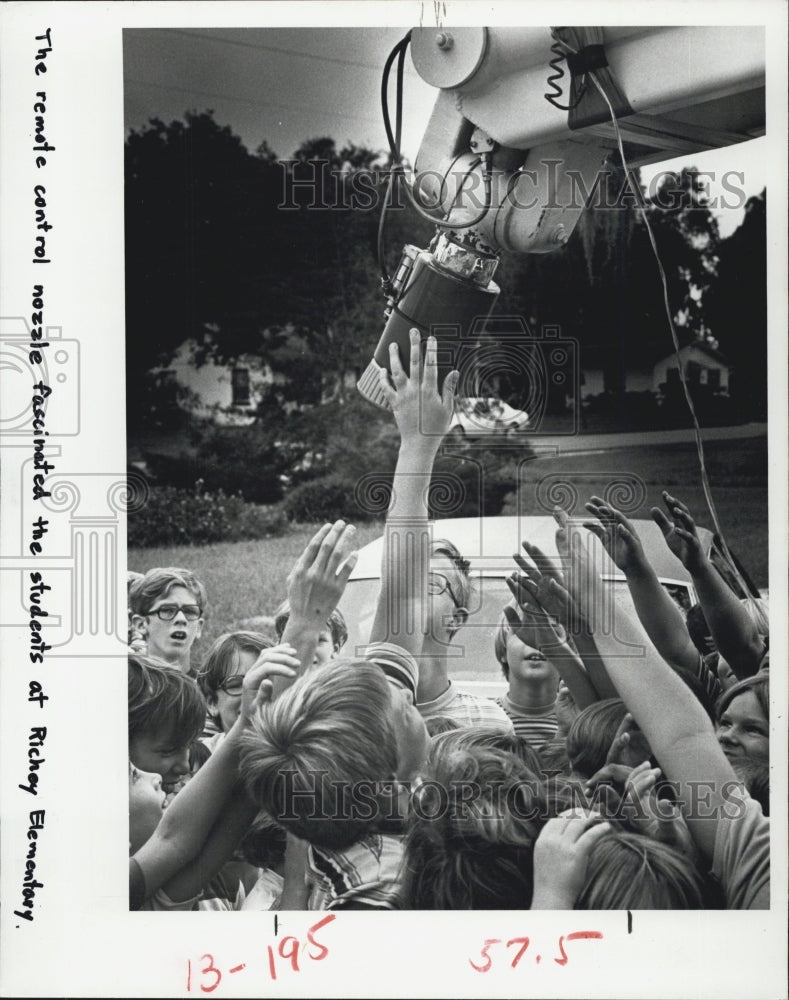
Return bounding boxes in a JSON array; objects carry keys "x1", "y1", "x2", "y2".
[{"x1": 403, "y1": 741, "x2": 547, "y2": 909}]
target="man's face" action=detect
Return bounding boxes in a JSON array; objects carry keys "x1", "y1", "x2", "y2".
[{"x1": 134, "y1": 585, "x2": 203, "y2": 666}]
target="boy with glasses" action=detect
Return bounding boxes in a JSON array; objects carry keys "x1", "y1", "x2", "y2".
[{"x1": 129, "y1": 567, "x2": 207, "y2": 675}]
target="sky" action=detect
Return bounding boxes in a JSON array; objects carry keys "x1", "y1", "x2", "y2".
[{"x1": 123, "y1": 26, "x2": 767, "y2": 238}]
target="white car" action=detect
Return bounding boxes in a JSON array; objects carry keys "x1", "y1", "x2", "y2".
[
  {"x1": 449, "y1": 397, "x2": 530, "y2": 437},
  {"x1": 337, "y1": 515, "x2": 761, "y2": 698}
]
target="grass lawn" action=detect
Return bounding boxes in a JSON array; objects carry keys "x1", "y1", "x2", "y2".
[
  {"x1": 508, "y1": 437, "x2": 767, "y2": 582},
  {"x1": 130, "y1": 435, "x2": 768, "y2": 662},
  {"x1": 129, "y1": 521, "x2": 384, "y2": 655}
]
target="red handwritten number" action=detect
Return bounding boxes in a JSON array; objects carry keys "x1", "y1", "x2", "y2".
[
  {"x1": 506, "y1": 937, "x2": 530, "y2": 968},
  {"x1": 267, "y1": 944, "x2": 277, "y2": 981},
  {"x1": 198, "y1": 953, "x2": 222, "y2": 993},
  {"x1": 306, "y1": 913, "x2": 336, "y2": 961},
  {"x1": 554, "y1": 931, "x2": 603, "y2": 966},
  {"x1": 469, "y1": 938, "x2": 501, "y2": 973},
  {"x1": 279, "y1": 936, "x2": 301, "y2": 973}
]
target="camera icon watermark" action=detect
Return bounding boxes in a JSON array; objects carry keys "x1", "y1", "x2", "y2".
[
  {"x1": 421, "y1": 314, "x2": 579, "y2": 439},
  {"x1": 0, "y1": 316, "x2": 80, "y2": 437}
]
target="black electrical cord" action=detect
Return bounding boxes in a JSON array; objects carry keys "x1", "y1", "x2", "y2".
[{"x1": 377, "y1": 29, "x2": 496, "y2": 293}]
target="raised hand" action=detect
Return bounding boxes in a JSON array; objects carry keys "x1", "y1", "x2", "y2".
[
  {"x1": 504, "y1": 575, "x2": 569, "y2": 655},
  {"x1": 531, "y1": 811, "x2": 611, "y2": 909},
  {"x1": 240, "y1": 646, "x2": 300, "y2": 723},
  {"x1": 650, "y1": 491, "x2": 705, "y2": 573},
  {"x1": 583, "y1": 496, "x2": 646, "y2": 574},
  {"x1": 286, "y1": 519, "x2": 358, "y2": 631},
  {"x1": 513, "y1": 540, "x2": 576, "y2": 627},
  {"x1": 377, "y1": 328, "x2": 459, "y2": 445}
]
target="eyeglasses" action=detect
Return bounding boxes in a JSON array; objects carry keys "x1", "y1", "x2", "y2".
[
  {"x1": 217, "y1": 675, "x2": 245, "y2": 695},
  {"x1": 148, "y1": 604, "x2": 202, "y2": 622},
  {"x1": 428, "y1": 572, "x2": 462, "y2": 609}
]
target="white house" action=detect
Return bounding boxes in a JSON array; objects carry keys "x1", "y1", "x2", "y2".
[
  {"x1": 155, "y1": 339, "x2": 275, "y2": 426},
  {"x1": 652, "y1": 341, "x2": 730, "y2": 396}
]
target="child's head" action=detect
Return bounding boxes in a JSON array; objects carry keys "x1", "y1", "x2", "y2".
[
  {"x1": 715, "y1": 673, "x2": 769, "y2": 763},
  {"x1": 576, "y1": 826, "x2": 707, "y2": 909},
  {"x1": 566, "y1": 699, "x2": 651, "y2": 780},
  {"x1": 427, "y1": 538, "x2": 472, "y2": 642},
  {"x1": 493, "y1": 610, "x2": 560, "y2": 690},
  {"x1": 128, "y1": 653, "x2": 206, "y2": 790},
  {"x1": 129, "y1": 762, "x2": 167, "y2": 854},
  {"x1": 273, "y1": 601, "x2": 347, "y2": 667},
  {"x1": 129, "y1": 567, "x2": 206, "y2": 668},
  {"x1": 198, "y1": 631, "x2": 274, "y2": 732},
  {"x1": 404, "y1": 741, "x2": 546, "y2": 908},
  {"x1": 240, "y1": 659, "x2": 410, "y2": 849}
]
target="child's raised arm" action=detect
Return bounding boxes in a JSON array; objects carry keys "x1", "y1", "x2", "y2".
[
  {"x1": 276, "y1": 520, "x2": 358, "y2": 693},
  {"x1": 583, "y1": 497, "x2": 700, "y2": 673},
  {"x1": 559, "y1": 517, "x2": 745, "y2": 867},
  {"x1": 652, "y1": 491, "x2": 766, "y2": 678},
  {"x1": 369, "y1": 329, "x2": 458, "y2": 657}
]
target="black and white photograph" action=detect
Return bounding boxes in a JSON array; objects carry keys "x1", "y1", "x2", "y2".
[{"x1": 1, "y1": 2, "x2": 787, "y2": 997}]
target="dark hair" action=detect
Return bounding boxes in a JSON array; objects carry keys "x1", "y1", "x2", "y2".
[
  {"x1": 403, "y1": 743, "x2": 546, "y2": 909},
  {"x1": 128, "y1": 654, "x2": 206, "y2": 746},
  {"x1": 273, "y1": 601, "x2": 348, "y2": 651},
  {"x1": 197, "y1": 631, "x2": 275, "y2": 699},
  {"x1": 239, "y1": 812, "x2": 288, "y2": 870}
]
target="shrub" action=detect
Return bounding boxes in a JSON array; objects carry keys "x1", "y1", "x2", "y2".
[
  {"x1": 127, "y1": 483, "x2": 287, "y2": 548},
  {"x1": 283, "y1": 473, "x2": 386, "y2": 523}
]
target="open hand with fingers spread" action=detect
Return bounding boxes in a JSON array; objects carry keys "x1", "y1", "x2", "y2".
[
  {"x1": 513, "y1": 539, "x2": 577, "y2": 628},
  {"x1": 583, "y1": 496, "x2": 647, "y2": 574},
  {"x1": 377, "y1": 328, "x2": 459, "y2": 447},
  {"x1": 504, "y1": 575, "x2": 569, "y2": 656},
  {"x1": 651, "y1": 491, "x2": 705, "y2": 573},
  {"x1": 286, "y1": 520, "x2": 358, "y2": 633}
]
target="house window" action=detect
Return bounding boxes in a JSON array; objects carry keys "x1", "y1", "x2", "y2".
[
  {"x1": 707, "y1": 367, "x2": 721, "y2": 390},
  {"x1": 685, "y1": 360, "x2": 702, "y2": 385},
  {"x1": 231, "y1": 367, "x2": 251, "y2": 406}
]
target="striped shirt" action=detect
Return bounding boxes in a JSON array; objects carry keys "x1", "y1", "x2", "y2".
[
  {"x1": 417, "y1": 681, "x2": 515, "y2": 734},
  {"x1": 307, "y1": 833, "x2": 405, "y2": 910},
  {"x1": 495, "y1": 695, "x2": 558, "y2": 750}
]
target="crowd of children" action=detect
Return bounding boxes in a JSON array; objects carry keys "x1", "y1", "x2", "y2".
[{"x1": 128, "y1": 329, "x2": 770, "y2": 912}]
